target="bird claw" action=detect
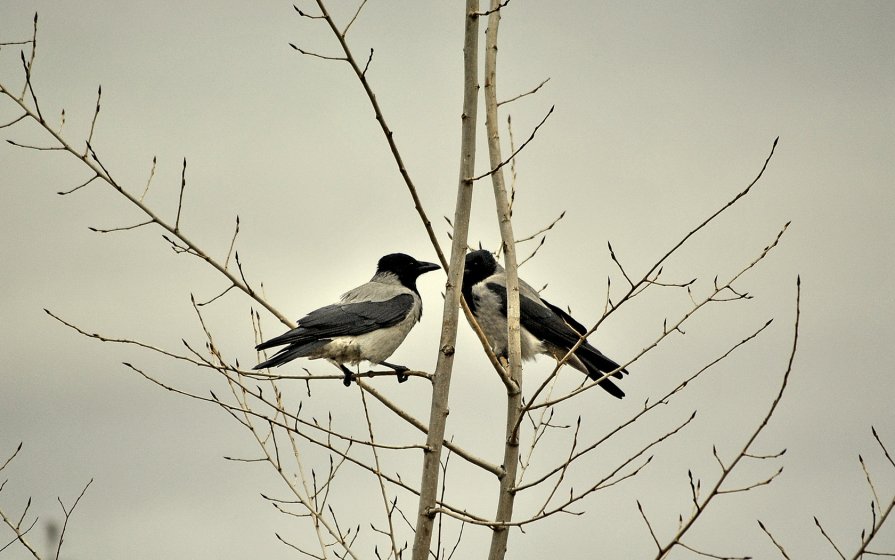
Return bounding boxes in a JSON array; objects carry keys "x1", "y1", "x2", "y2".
[
  {"x1": 340, "y1": 366, "x2": 354, "y2": 387},
  {"x1": 380, "y1": 361, "x2": 409, "y2": 383}
]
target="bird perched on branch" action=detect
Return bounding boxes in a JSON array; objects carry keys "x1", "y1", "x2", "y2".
[
  {"x1": 254, "y1": 253, "x2": 440, "y2": 386},
  {"x1": 462, "y1": 249, "x2": 627, "y2": 398}
]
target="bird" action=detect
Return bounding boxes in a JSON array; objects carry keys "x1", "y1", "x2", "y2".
[
  {"x1": 254, "y1": 253, "x2": 440, "y2": 386},
  {"x1": 462, "y1": 249, "x2": 627, "y2": 398}
]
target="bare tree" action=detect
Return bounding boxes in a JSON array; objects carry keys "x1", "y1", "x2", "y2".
[{"x1": 1, "y1": 4, "x2": 893, "y2": 560}]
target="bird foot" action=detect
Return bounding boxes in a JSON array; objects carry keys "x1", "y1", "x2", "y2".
[
  {"x1": 339, "y1": 365, "x2": 354, "y2": 387},
  {"x1": 380, "y1": 361, "x2": 410, "y2": 383}
]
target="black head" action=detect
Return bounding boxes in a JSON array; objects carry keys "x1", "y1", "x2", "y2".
[
  {"x1": 462, "y1": 249, "x2": 499, "y2": 290},
  {"x1": 376, "y1": 253, "x2": 440, "y2": 292}
]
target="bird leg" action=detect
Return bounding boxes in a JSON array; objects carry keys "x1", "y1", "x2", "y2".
[
  {"x1": 380, "y1": 361, "x2": 410, "y2": 383},
  {"x1": 339, "y1": 364, "x2": 354, "y2": 387}
]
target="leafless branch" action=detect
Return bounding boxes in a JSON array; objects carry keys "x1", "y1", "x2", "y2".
[
  {"x1": 362, "y1": 48, "x2": 374, "y2": 76},
  {"x1": 139, "y1": 156, "x2": 157, "y2": 201},
  {"x1": 473, "y1": 0, "x2": 511, "y2": 17},
  {"x1": 515, "y1": 319, "x2": 772, "y2": 494},
  {"x1": 88, "y1": 219, "x2": 154, "y2": 233},
  {"x1": 288, "y1": 43, "x2": 346, "y2": 61},
  {"x1": 498, "y1": 77, "x2": 549, "y2": 107},
  {"x1": 6, "y1": 138, "x2": 61, "y2": 150},
  {"x1": 515, "y1": 211, "x2": 565, "y2": 244},
  {"x1": 57, "y1": 173, "x2": 99, "y2": 195},
  {"x1": 757, "y1": 519, "x2": 791, "y2": 559},
  {"x1": 84, "y1": 85, "x2": 101, "y2": 155},
  {"x1": 358, "y1": 385, "x2": 400, "y2": 559},
  {"x1": 482, "y1": 3, "x2": 525, "y2": 558},
  {"x1": 0, "y1": 113, "x2": 26, "y2": 128},
  {"x1": 53, "y1": 478, "x2": 93, "y2": 560},
  {"x1": 638, "y1": 500, "x2": 661, "y2": 550},
  {"x1": 472, "y1": 105, "x2": 554, "y2": 182},
  {"x1": 524, "y1": 222, "x2": 787, "y2": 419},
  {"x1": 846, "y1": 427, "x2": 895, "y2": 560},
  {"x1": 174, "y1": 157, "x2": 187, "y2": 231},
  {"x1": 342, "y1": 0, "x2": 369, "y2": 36},
  {"x1": 652, "y1": 276, "x2": 801, "y2": 559},
  {"x1": 815, "y1": 516, "x2": 847, "y2": 559},
  {"x1": 0, "y1": 444, "x2": 40, "y2": 559}
]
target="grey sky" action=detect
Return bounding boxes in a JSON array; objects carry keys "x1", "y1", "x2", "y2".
[{"x1": 1, "y1": 2, "x2": 893, "y2": 558}]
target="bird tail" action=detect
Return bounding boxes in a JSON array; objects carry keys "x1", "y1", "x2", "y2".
[
  {"x1": 254, "y1": 339, "x2": 329, "y2": 370},
  {"x1": 576, "y1": 344, "x2": 627, "y2": 399},
  {"x1": 255, "y1": 327, "x2": 310, "y2": 351}
]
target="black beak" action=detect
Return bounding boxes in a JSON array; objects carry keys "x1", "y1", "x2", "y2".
[{"x1": 416, "y1": 261, "x2": 440, "y2": 274}]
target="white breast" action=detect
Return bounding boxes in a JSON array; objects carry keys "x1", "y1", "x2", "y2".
[{"x1": 471, "y1": 281, "x2": 543, "y2": 360}]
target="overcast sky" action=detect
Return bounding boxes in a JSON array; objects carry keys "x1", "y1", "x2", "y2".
[{"x1": 2, "y1": 2, "x2": 894, "y2": 559}]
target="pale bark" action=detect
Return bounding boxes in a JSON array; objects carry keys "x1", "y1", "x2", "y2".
[
  {"x1": 482, "y1": 4, "x2": 524, "y2": 560},
  {"x1": 410, "y1": 2, "x2": 480, "y2": 559}
]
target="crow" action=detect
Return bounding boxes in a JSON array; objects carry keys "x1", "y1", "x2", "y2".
[
  {"x1": 255, "y1": 253, "x2": 439, "y2": 386},
  {"x1": 462, "y1": 249, "x2": 626, "y2": 398}
]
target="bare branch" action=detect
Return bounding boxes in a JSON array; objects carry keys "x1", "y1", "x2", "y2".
[
  {"x1": 638, "y1": 500, "x2": 661, "y2": 551},
  {"x1": 175, "y1": 157, "x2": 186, "y2": 231},
  {"x1": 716, "y1": 465, "x2": 783, "y2": 495},
  {"x1": 57, "y1": 173, "x2": 99, "y2": 196},
  {"x1": 84, "y1": 84, "x2": 101, "y2": 156},
  {"x1": 498, "y1": 77, "x2": 549, "y2": 107},
  {"x1": 652, "y1": 276, "x2": 801, "y2": 559},
  {"x1": 224, "y1": 215, "x2": 240, "y2": 270},
  {"x1": 527, "y1": 222, "x2": 788, "y2": 413},
  {"x1": 196, "y1": 284, "x2": 237, "y2": 307},
  {"x1": 139, "y1": 156, "x2": 157, "y2": 202},
  {"x1": 515, "y1": 211, "x2": 564, "y2": 244},
  {"x1": 473, "y1": 0, "x2": 511, "y2": 17},
  {"x1": 0, "y1": 444, "x2": 40, "y2": 559},
  {"x1": 471, "y1": 105, "x2": 554, "y2": 181},
  {"x1": 873, "y1": 427, "x2": 895, "y2": 470},
  {"x1": 361, "y1": 48, "x2": 374, "y2": 76},
  {"x1": 6, "y1": 138, "x2": 61, "y2": 150},
  {"x1": 607, "y1": 240, "x2": 634, "y2": 287},
  {"x1": 289, "y1": 43, "x2": 347, "y2": 62},
  {"x1": 358, "y1": 385, "x2": 400, "y2": 559},
  {"x1": 0, "y1": 113, "x2": 26, "y2": 128},
  {"x1": 293, "y1": 4, "x2": 325, "y2": 19},
  {"x1": 482, "y1": 4, "x2": 525, "y2": 558},
  {"x1": 54, "y1": 478, "x2": 93, "y2": 560},
  {"x1": 342, "y1": 0, "x2": 369, "y2": 36},
  {"x1": 758, "y1": 520, "x2": 791, "y2": 559},
  {"x1": 815, "y1": 516, "x2": 846, "y2": 559},
  {"x1": 88, "y1": 219, "x2": 153, "y2": 234},
  {"x1": 0, "y1": 443, "x2": 23, "y2": 473},
  {"x1": 515, "y1": 319, "x2": 773, "y2": 493}
]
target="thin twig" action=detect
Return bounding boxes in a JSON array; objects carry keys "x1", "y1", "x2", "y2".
[
  {"x1": 88, "y1": 219, "x2": 153, "y2": 234},
  {"x1": 471, "y1": 105, "x2": 554, "y2": 181},
  {"x1": 175, "y1": 157, "x2": 186, "y2": 231},
  {"x1": 652, "y1": 276, "x2": 801, "y2": 560},
  {"x1": 54, "y1": 478, "x2": 93, "y2": 560},
  {"x1": 497, "y1": 77, "x2": 549, "y2": 107},
  {"x1": 758, "y1": 520, "x2": 791, "y2": 559}
]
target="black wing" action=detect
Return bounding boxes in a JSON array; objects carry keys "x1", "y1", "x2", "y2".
[
  {"x1": 485, "y1": 282, "x2": 626, "y2": 396},
  {"x1": 256, "y1": 294, "x2": 415, "y2": 351},
  {"x1": 540, "y1": 297, "x2": 588, "y2": 336},
  {"x1": 485, "y1": 282, "x2": 588, "y2": 350}
]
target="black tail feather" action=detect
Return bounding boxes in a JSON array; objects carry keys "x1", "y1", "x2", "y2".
[
  {"x1": 253, "y1": 339, "x2": 329, "y2": 370},
  {"x1": 255, "y1": 327, "x2": 310, "y2": 351},
  {"x1": 576, "y1": 344, "x2": 627, "y2": 399}
]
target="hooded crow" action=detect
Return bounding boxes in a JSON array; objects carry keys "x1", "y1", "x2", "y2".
[
  {"x1": 254, "y1": 253, "x2": 440, "y2": 386},
  {"x1": 462, "y1": 249, "x2": 627, "y2": 398}
]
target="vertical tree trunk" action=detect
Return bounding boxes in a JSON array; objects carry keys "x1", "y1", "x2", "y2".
[
  {"x1": 483, "y1": 3, "x2": 524, "y2": 560},
  {"x1": 411, "y1": 2, "x2": 480, "y2": 559}
]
